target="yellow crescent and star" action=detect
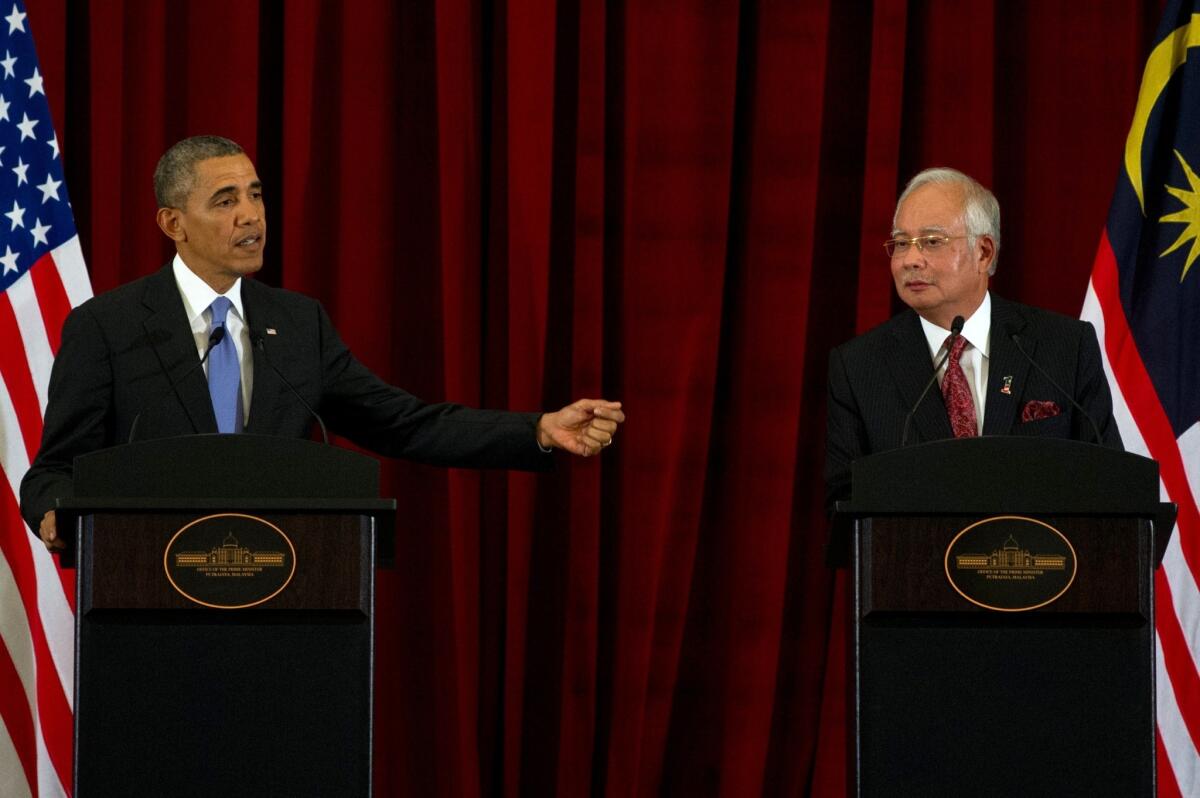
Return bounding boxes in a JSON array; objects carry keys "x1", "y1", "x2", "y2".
[{"x1": 1124, "y1": 13, "x2": 1200, "y2": 282}]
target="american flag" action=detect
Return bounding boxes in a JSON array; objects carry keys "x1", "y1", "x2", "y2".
[
  {"x1": 1081, "y1": 0, "x2": 1200, "y2": 794},
  {"x1": 0, "y1": 1, "x2": 91, "y2": 796}
]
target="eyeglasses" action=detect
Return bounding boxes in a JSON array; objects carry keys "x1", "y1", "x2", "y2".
[{"x1": 884, "y1": 234, "x2": 970, "y2": 258}]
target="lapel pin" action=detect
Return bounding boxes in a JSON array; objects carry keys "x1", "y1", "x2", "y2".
[
  {"x1": 1000, "y1": 375, "x2": 1013, "y2": 395},
  {"x1": 266, "y1": 328, "x2": 277, "y2": 335}
]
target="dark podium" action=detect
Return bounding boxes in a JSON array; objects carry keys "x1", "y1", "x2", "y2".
[
  {"x1": 57, "y1": 435, "x2": 395, "y2": 797},
  {"x1": 832, "y1": 438, "x2": 1174, "y2": 797}
]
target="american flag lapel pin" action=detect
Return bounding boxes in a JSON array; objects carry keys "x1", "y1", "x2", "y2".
[{"x1": 1000, "y1": 375, "x2": 1013, "y2": 395}]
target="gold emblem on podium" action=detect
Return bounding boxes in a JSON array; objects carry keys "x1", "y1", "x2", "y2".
[
  {"x1": 173, "y1": 533, "x2": 286, "y2": 570},
  {"x1": 945, "y1": 516, "x2": 1077, "y2": 612},
  {"x1": 164, "y1": 513, "x2": 296, "y2": 609}
]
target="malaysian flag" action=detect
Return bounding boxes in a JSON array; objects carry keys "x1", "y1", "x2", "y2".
[
  {"x1": 0, "y1": 1, "x2": 92, "y2": 796},
  {"x1": 1081, "y1": 1, "x2": 1200, "y2": 795}
]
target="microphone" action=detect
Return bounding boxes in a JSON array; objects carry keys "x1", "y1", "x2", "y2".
[
  {"x1": 128, "y1": 327, "x2": 225, "y2": 443},
  {"x1": 252, "y1": 333, "x2": 329, "y2": 445},
  {"x1": 900, "y1": 314, "x2": 965, "y2": 447},
  {"x1": 1009, "y1": 332, "x2": 1104, "y2": 446}
]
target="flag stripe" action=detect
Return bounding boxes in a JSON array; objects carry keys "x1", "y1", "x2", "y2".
[
  {"x1": 1157, "y1": 729, "x2": 1185, "y2": 798},
  {"x1": 33, "y1": 731, "x2": 66, "y2": 798},
  {"x1": 0, "y1": 294, "x2": 44, "y2": 464},
  {"x1": 1157, "y1": 573, "x2": 1200, "y2": 755},
  {"x1": 0, "y1": 707, "x2": 35, "y2": 798},
  {"x1": 1162, "y1": 528, "x2": 1200, "y2": 684},
  {"x1": 1081, "y1": 283, "x2": 1150, "y2": 460},
  {"x1": 1158, "y1": 723, "x2": 1190, "y2": 798},
  {"x1": 49, "y1": 238, "x2": 90, "y2": 309},
  {"x1": 1180, "y1": 424, "x2": 1200, "y2": 509},
  {"x1": 0, "y1": 372, "x2": 30, "y2": 500},
  {"x1": 0, "y1": 618, "x2": 37, "y2": 793},
  {"x1": 0, "y1": 548, "x2": 43, "y2": 794},
  {"x1": 8, "y1": 271, "x2": 53, "y2": 413},
  {"x1": 28, "y1": 253, "x2": 70, "y2": 356},
  {"x1": 27, "y1": 532, "x2": 72, "y2": 686}
]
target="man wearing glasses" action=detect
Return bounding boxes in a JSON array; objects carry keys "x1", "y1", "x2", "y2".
[{"x1": 824, "y1": 167, "x2": 1121, "y2": 507}]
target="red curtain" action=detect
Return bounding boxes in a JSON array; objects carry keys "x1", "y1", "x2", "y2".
[{"x1": 23, "y1": 1, "x2": 1163, "y2": 795}]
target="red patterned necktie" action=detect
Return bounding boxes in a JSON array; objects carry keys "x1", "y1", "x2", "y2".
[{"x1": 942, "y1": 334, "x2": 977, "y2": 438}]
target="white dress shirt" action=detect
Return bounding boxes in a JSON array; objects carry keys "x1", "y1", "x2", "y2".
[
  {"x1": 919, "y1": 292, "x2": 990, "y2": 434},
  {"x1": 172, "y1": 255, "x2": 253, "y2": 424}
]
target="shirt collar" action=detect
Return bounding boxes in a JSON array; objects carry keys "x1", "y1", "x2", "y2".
[
  {"x1": 919, "y1": 291, "x2": 992, "y2": 359},
  {"x1": 172, "y1": 253, "x2": 244, "y2": 325}
]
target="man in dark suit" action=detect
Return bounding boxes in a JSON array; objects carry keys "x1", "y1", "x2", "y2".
[
  {"x1": 825, "y1": 167, "x2": 1120, "y2": 507},
  {"x1": 21, "y1": 135, "x2": 625, "y2": 547}
]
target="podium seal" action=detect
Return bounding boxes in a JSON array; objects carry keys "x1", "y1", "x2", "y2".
[
  {"x1": 164, "y1": 513, "x2": 297, "y2": 609},
  {"x1": 944, "y1": 515, "x2": 1077, "y2": 612}
]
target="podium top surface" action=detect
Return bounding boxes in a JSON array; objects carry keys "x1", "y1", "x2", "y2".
[
  {"x1": 72, "y1": 434, "x2": 380, "y2": 500},
  {"x1": 842, "y1": 437, "x2": 1160, "y2": 515}
]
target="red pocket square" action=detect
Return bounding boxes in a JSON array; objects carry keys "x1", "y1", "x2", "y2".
[{"x1": 1021, "y1": 400, "x2": 1061, "y2": 422}]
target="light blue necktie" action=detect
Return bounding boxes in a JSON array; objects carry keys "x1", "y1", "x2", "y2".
[{"x1": 207, "y1": 296, "x2": 243, "y2": 433}]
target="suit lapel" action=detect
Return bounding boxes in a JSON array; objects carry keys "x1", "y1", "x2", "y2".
[
  {"x1": 983, "y1": 295, "x2": 1033, "y2": 436},
  {"x1": 141, "y1": 266, "x2": 217, "y2": 434},
  {"x1": 885, "y1": 311, "x2": 954, "y2": 444},
  {"x1": 241, "y1": 279, "x2": 285, "y2": 435}
]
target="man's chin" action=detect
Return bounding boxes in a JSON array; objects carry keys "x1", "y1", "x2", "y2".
[
  {"x1": 898, "y1": 289, "x2": 939, "y2": 312},
  {"x1": 233, "y1": 260, "x2": 264, "y2": 277}
]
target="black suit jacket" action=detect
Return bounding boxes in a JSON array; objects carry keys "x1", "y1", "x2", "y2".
[
  {"x1": 825, "y1": 295, "x2": 1122, "y2": 509},
  {"x1": 20, "y1": 265, "x2": 549, "y2": 530}
]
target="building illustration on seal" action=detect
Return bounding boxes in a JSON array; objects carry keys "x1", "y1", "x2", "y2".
[
  {"x1": 174, "y1": 532, "x2": 285, "y2": 568},
  {"x1": 955, "y1": 535, "x2": 1066, "y2": 571}
]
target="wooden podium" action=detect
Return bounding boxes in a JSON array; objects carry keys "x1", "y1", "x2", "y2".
[
  {"x1": 58, "y1": 435, "x2": 395, "y2": 797},
  {"x1": 832, "y1": 438, "x2": 1174, "y2": 797}
]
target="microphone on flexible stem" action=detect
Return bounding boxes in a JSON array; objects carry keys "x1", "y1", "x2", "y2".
[
  {"x1": 1009, "y1": 332, "x2": 1104, "y2": 446},
  {"x1": 252, "y1": 333, "x2": 329, "y2": 445},
  {"x1": 900, "y1": 314, "x2": 965, "y2": 447},
  {"x1": 128, "y1": 327, "x2": 226, "y2": 444}
]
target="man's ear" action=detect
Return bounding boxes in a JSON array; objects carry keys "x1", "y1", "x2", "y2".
[
  {"x1": 156, "y1": 207, "x2": 186, "y2": 242},
  {"x1": 976, "y1": 235, "x2": 996, "y2": 274}
]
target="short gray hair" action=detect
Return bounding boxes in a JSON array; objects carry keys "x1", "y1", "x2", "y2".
[
  {"x1": 154, "y1": 135, "x2": 245, "y2": 208},
  {"x1": 895, "y1": 167, "x2": 1001, "y2": 275}
]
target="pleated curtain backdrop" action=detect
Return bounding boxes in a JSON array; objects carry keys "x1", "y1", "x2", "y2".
[{"x1": 24, "y1": 0, "x2": 1162, "y2": 795}]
